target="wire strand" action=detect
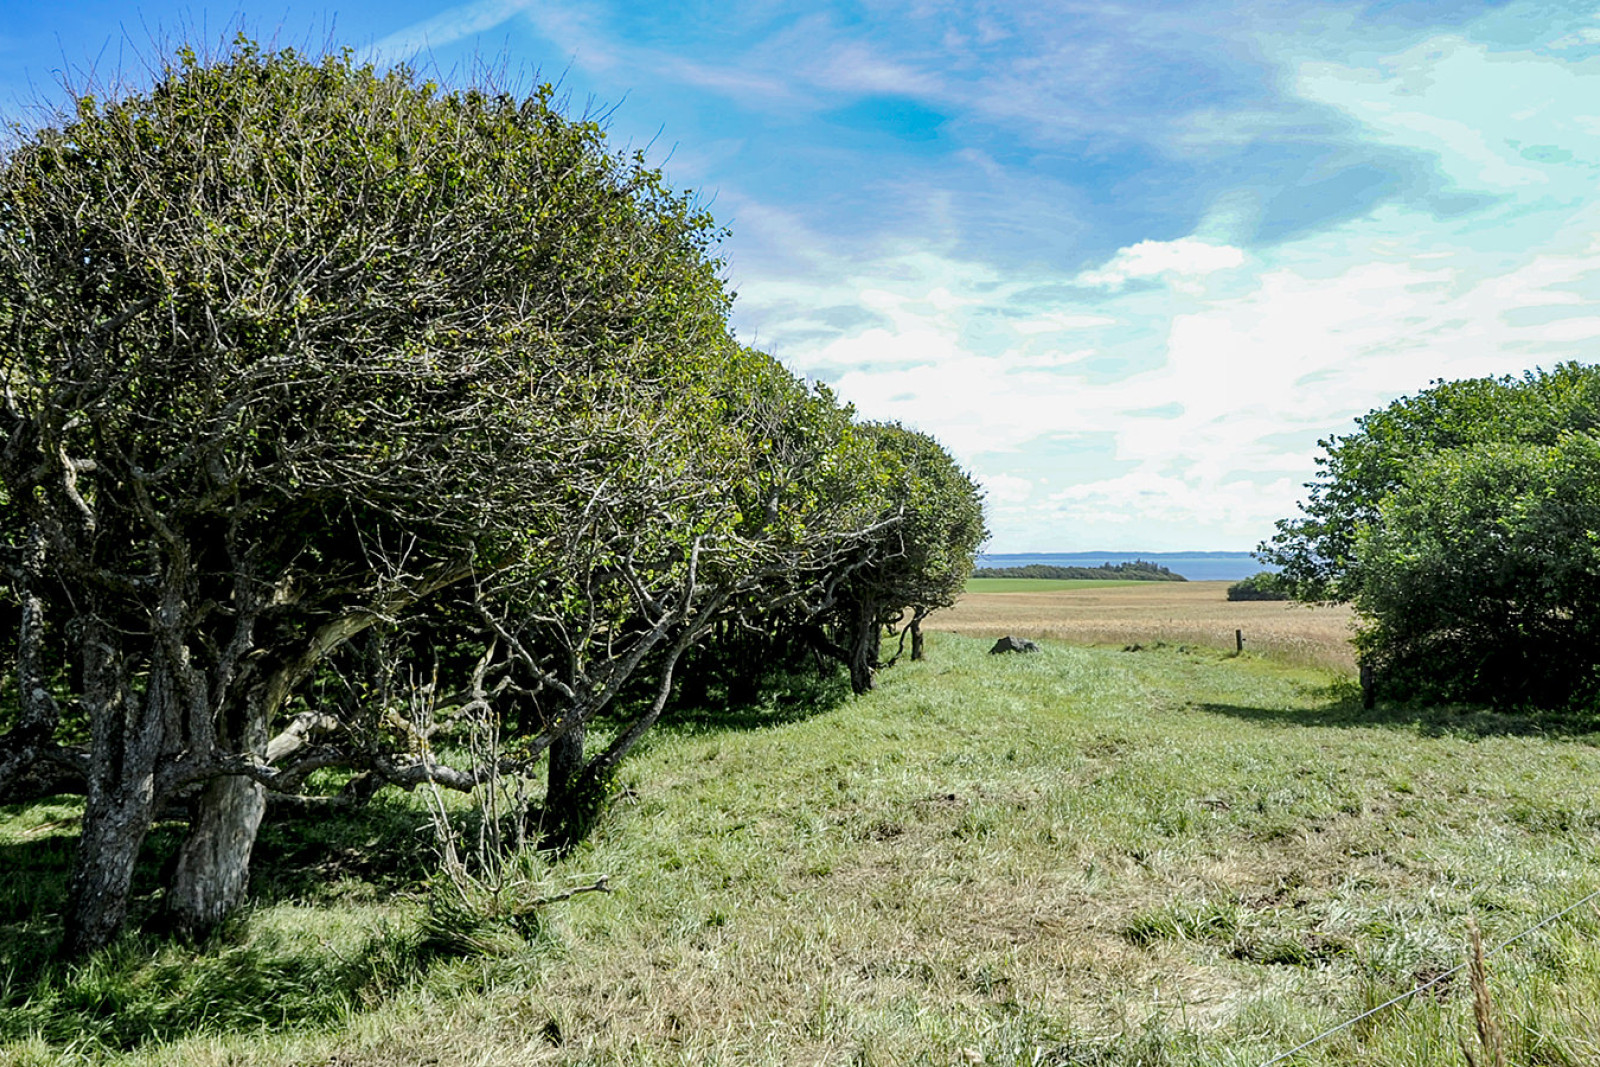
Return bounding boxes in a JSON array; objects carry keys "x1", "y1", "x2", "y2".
[{"x1": 1255, "y1": 886, "x2": 1600, "y2": 1067}]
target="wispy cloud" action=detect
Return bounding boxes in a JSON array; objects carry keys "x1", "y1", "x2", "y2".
[
  {"x1": 271, "y1": 1, "x2": 1600, "y2": 550},
  {"x1": 371, "y1": 0, "x2": 537, "y2": 62}
]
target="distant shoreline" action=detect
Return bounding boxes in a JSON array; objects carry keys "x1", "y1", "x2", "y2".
[
  {"x1": 977, "y1": 551, "x2": 1269, "y2": 583},
  {"x1": 980, "y1": 550, "x2": 1259, "y2": 559}
]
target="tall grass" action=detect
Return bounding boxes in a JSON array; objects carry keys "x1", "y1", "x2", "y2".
[{"x1": 5, "y1": 634, "x2": 1600, "y2": 1064}]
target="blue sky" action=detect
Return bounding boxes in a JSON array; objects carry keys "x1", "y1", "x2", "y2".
[{"x1": 4, "y1": 2, "x2": 1600, "y2": 551}]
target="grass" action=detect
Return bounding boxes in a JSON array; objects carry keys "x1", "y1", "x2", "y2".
[
  {"x1": 941, "y1": 580, "x2": 1358, "y2": 673},
  {"x1": 5, "y1": 633, "x2": 1600, "y2": 1065}
]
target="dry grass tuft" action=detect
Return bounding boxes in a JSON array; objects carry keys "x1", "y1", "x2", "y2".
[{"x1": 1462, "y1": 918, "x2": 1506, "y2": 1067}]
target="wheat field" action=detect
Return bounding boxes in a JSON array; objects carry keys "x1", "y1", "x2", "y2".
[{"x1": 931, "y1": 580, "x2": 1358, "y2": 673}]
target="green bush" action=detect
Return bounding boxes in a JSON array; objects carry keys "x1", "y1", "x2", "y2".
[
  {"x1": 1226, "y1": 572, "x2": 1290, "y2": 601},
  {"x1": 1261, "y1": 363, "x2": 1600, "y2": 707}
]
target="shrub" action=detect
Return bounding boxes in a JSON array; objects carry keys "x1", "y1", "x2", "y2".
[{"x1": 1226, "y1": 573, "x2": 1291, "y2": 601}]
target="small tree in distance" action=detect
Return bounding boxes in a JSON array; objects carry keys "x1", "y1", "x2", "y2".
[
  {"x1": 1225, "y1": 572, "x2": 1290, "y2": 601},
  {"x1": 825, "y1": 423, "x2": 989, "y2": 692}
]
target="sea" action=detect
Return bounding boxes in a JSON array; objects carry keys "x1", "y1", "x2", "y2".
[{"x1": 976, "y1": 551, "x2": 1271, "y2": 583}]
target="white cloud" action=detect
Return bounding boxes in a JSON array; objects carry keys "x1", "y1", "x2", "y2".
[
  {"x1": 1074, "y1": 237, "x2": 1246, "y2": 291},
  {"x1": 372, "y1": 0, "x2": 536, "y2": 61},
  {"x1": 1550, "y1": 26, "x2": 1600, "y2": 49},
  {"x1": 982, "y1": 473, "x2": 1033, "y2": 505},
  {"x1": 1292, "y1": 34, "x2": 1600, "y2": 193},
  {"x1": 807, "y1": 40, "x2": 945, "y2": 98},
  {"x1": 1012, "y1": 312, "x2": 1117, "y2": 335},
  {"x1": 728, "y1": 179, "x2": 1600, "y2": 551}
]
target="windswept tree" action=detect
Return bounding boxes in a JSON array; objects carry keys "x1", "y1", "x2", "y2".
[
  {"x1": 0, "y1": 42, "x2": 741, "y2": 955},
  {"x1": 0, "y1": 39, "x2": 992, "y2": 958},
  {"x1": 823, "y1": 423, "x2": 988, "y2": 692},
  {"x1": 521, "y1": 349, "x2": 895, "y2": 839}
]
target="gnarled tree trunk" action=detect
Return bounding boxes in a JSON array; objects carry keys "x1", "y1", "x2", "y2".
[
  {"x1": 62, "y1": 620, "x2": 164, "y2": 959},
  {"x1": 163, "y1": 669, "x2": 273, "y2": 938},
  {"x1": 543, "y1": 720, "x2": 588, "y2": 845},
  {"x1": 847, "y1": 597, "x2": 880, "y2": 694},
  {"x1": 64, "y1": 781, "x2": 158, "y2": 958},
  {"x1": 162, "y1": 772, "x2": 266, "y2": 939}
]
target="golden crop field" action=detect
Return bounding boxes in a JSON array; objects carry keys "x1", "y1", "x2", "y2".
[{"x1": 931, "y1": 579, "x2": 1358, "y2": 673}]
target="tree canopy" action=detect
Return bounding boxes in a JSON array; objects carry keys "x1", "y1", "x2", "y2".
[
  {"x1": 0, "y1": 41, "x2": 986, "y2": 956},
  {"x1": 1260, "y1": 363, "x2": 1600, "y2": 707}
]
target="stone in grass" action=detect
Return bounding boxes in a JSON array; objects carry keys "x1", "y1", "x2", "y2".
[{"x1": 989, "y1": 635, "x2": 1040, "y2": 655}]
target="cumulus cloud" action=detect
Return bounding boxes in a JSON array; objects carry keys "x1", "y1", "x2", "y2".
[
  {"x1": 729, "y1": 166, "x2": 1600, "y2": 549},
  {"x1": 982, "y1": 473, "x2": 1033, "y2": 505},
  {"x1": 1074, "y1": 238, "x2": 1246, "y2": 291}
]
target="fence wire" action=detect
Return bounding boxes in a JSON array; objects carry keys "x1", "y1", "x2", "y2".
[{"x1": 1256, "y1": 886, "x2": 1600, "y2": 1067}]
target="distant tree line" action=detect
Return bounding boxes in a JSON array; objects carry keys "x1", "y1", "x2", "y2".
[
  {"x1": 973, "y1": 561, "x2": 1185, "y2": 581},
  {"x1": 0, "y1": 43, "x2": 986, "y2": 957},
  {"x1": 1262, "y1": 363, "x2": 1600, "y2": 709}
]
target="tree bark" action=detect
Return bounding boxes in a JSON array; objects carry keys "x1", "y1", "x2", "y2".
[
  {"x1": 910, "y1": 617, "x2": 925, "y2": 662},
  {"x1": 163, "y1": 683, "x2": 272, "y2": 938},
  {"x1": 582, "y1": 637, "x2": 689, "y2": 781},
  {"x1": 543, "y1": 719, "x2": 587, "y2": 844},
  {"x1": 160, "y1": 570, "x2": 471, "y2": 938},
  {"x1": 62, "y1": 619, "x2": 163, "y2": 959},
  {"x1": 63, "y1": 782, "x2": 158, "y2": 958},
  {"x1": 847, "y1": 597, "x2": 879, "y2": 694},
  {"x1": 162, "y1": 773, "x2": 266, "y2": 938}
]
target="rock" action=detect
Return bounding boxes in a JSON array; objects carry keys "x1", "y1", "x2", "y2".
[{"x1": 989, "y1": 635, "x2": 1039, "y2": 655}]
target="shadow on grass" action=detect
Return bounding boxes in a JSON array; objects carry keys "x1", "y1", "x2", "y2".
[
  {"x1": 0, "y1": 918, "x2": 432, "y2": 1053},
  {"x1": 0, "y1": 815, "x2": 189, "y2": 978},
  {"x1": 0, "y1": 794, "x2": 451, "y2": 1054},
  {"x1": 249, "y1": 793, "x2": 437, "y2": 906},
  {"x1": 0, "y1": 662, "x2": 858, "y2": 1054},
  {"x1": 1199, "y1": 686, "x2": 1600, "y2": 744},
  {"x1": 656, "y1": 664, "x2": 854, "y2": 736}
]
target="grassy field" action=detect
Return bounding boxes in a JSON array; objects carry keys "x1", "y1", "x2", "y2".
[
  {"x1": 5, "y1": 627, "x2": 1600, "y2": 1065},
  {"x1": 944, "y1": 581, "x2": 1358, "y2": 674}
]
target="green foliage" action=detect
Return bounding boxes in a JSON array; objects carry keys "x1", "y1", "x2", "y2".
[
  {"x1": 810, "y1": 422, "x2": 989, "y2": 690},
  {"x1": 1226, "y1": 571, "x2": 1291, "y2": 601},
  {"x1": 1261, "y1": 363, "x2": 1600, "y2": 706},
  {"x1": 1353, "y1": 434, "x2": 1600, "y2": 706},
  {"x1": 0, "y1": 36, "x2": 992, "y2": 950},
  {"x1": 863, "y1": 421, "x2": 990, "y2": 617}
]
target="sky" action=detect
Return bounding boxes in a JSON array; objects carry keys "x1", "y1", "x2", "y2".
[{"x1": 3, "y1": 2, "x2": 1599, "y2": 552}]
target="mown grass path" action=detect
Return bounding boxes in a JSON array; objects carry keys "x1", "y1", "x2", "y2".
[{"x1": 5, "y1": 636, "x2": 1600, "y2": 1065}]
